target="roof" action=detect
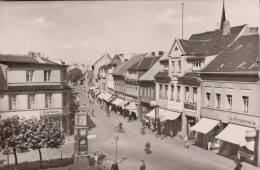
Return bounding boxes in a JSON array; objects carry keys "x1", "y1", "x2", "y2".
[
  {"x1": 113, "y1": 53, "x2": 147, "y2": 76},
  {"x1": 179, "y1": 25, "x2": 245, "y2": 56},
  {"x1": 107, "y1": 54, "x2": 124, "y2": 66},
  {"x1": 0, "y1": 54, "x2": 66, "y2": 67},
  {"x1": 202, "y1": 34, "x2": 260, "y2": 73},
  {"x1": 154, "y1": 70, "x2": 169, "y2": 78},
  {"x1": 6, "y1": 84, "x2": 71, "y2": 92},
  {"x1": 128, "y1": 55, "x2": 160, "y2": 71},
  {"x1": 92, "y1": 53, "x2": 111, "y2": 66}
]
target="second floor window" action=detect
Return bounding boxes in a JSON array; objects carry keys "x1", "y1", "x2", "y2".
[
  {"x1": 226, "y1": 94, "x2": 232, "y2": 110},
  {"x1": 165, "y1": 85, "x2": 168, "y2": 98},
  {"x1": 44, "y1": 70, "x2": 51, "y2": 82},
  {"x1": 171, "y1": 85, "x2": 174, "y2": 100},
  {"x1": 216, "y1": 93, "x2": 221, "y2": 108},
  {"x1": 185, "y1": 87, "x2": 189, "y2": 101},
  {"x1": 206, "y1": 92, "x2": 211, "y2": 106},
  {"x1": 26, "y1": 70, "x2": 34, "y2": 82},
  {"x1": 9, "y1": 94, "x2": 17, "y2": 110},
  {"x1": 177, "y1": 86, "x2": 181, "y2": 101},
  {"x1": 171, "y1": 61, "x2": 175, "y2": 73},
  {"x1": 151, "y1": 87, "x2": 154, "y2": 99},
  {"x1": 159, "y1": 84, "x2": 163, "y2": 98},
  {"x1": 28, "y1": 94, "x2": 36, "y2": 109},
  {"x1": 193, "y1": 87, "x2": 197, "y2": 103},
  {"x1": 242, "y1": 96, "x2": 249, "y2": 113},
  {"x1": 63, "y1": 92, "x2": 67, "y2": 107},
  {"x1": 178, "y1": 61, "x2": 182, "y2": 73},
  {"x1": 45, "y1": 93, "x2": 52, "y2": 108}
]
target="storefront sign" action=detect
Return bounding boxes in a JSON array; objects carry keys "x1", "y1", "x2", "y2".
[
  {"x1": 229, "y1": 113, "x2": 258, "y2": 128},
  {"x1": 41, "y1": 108, "x2": 68, "y2": 116}
]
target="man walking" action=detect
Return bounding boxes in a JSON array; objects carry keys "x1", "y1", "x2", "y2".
[{"x1": 140, "y1": 160, "x2": 146, "y2": 170}]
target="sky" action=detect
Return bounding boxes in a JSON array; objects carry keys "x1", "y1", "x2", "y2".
[{"x1": 0, "y1": 0, "x2": 258, "y2": 66}]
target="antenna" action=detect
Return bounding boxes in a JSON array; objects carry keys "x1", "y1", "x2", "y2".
[{"x1": 181, "y1": 2, "x2": 184, "y2": 39}]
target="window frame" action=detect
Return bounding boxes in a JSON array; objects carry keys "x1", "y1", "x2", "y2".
[
  {"x1": 9, "y1": 94, "x2": 17, "y2": 110},
  {"x1": 206, "y1": 92, "x2": 211, "y2": 107},
  {"x1": 45, "y1": 93, "x2": 52, "y2": 108},
  {"x1": 242, "y1": 96, "x2": 249, "y2": 113},
  {"x1": 28, "y1": 94, "x2": 36, "y2": 109},
  {"x1": 226, "y1": 94, "x2": 232, "y2": 110},
  {"x1": 26, "y1": 70, "x2": 34, "y2": 82}
]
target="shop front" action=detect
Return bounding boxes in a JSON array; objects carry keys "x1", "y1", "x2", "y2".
[{"x1": 182, "y1": 111, "x2": 198, "y2": 140}]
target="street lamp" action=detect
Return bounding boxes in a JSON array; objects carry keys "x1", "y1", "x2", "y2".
[{"x1": 74, "y1": 103, "x2": 89, "y2": 168}]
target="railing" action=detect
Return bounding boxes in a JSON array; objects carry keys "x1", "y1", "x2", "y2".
[{"x1": 184, "y1": 102, "x2": 197, "y2": 110}]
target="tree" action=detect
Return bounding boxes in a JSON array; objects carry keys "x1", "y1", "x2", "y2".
[
  {"x1": 68, "y1": 90, "x2": 80, "y2": 133},
  {"x1": 68, "y1": 67, "x2": 83, "y2": 83},
  {"x1": 24, "y1": 119, "x2": 65, "y2": 168},
  {"x1": 0, "y1": 116, "x2": 27, "y2": 165}
]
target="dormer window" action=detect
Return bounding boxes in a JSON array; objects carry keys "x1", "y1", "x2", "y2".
[
  {"x1": 193, "y1": 60, "x2": 202, "y2": 70},
  {"x1": 174, "y1": 46, "x2": 178, "y2": 51}
]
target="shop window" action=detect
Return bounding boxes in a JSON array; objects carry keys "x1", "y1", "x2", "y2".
[
  {"x1": 185, "y1": 87, "x2": 189, "y2": 101},
  {"x1": 206, "y1": 92, "x2": 211, "y2": 106},
  {"x1": 216, "y1": 93, "x2": 221, "y2": 109},
  {"x1": 9, "y1": 94, "x2": 17, "y2": 110},
  {"x1": 45, "y1": 93, "x2": 52, "y2": 108},
  {"x1": 177, "y1": 86, "x2": 181, "y2": 101},
  {"x1": 226, "y1": 94, "x2": 232, "y2": 110},
  {"x1": 28, "y1": 94, "x2": 36, "y2": 109},
  {"x1": 26, "y1": 70, "x2": 34, "y2": 82},
  {"x1": 242, "y1": 96, "x2": 249, "y2": 113},
  {"x1": 193, "y1": 87, "x2": 197, "y2": 103},
  {"x1": 171, "y1": 85, "x2": 174, "y2": 100},
  {"x1": 165, "y1": 85, "x2": 168, "y2": 99},
  {"x1": 44, "y1": 70, "x2": 51, "y2": 82}
]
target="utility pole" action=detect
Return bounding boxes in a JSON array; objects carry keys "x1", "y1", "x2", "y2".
[{"x1": 115, "y1": 135, "x2": 119, "y2": 162}]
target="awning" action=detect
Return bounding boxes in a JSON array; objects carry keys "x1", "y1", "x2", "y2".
[
  {"x1": 160, "y1": 110, "x2": 181, "y2": 121},
  {"x1": 112, "y1": 98, "x2": 125, "y2": 107},
  {"x1": 118, "y1": 100, "x2": 129, "y2": 108},
  {"x1": 107, "y1": 95, "x2": 116, "y2": 103},
  {"x1": 145, "y1": 108, "x2": 165, "y2": 119},
  {"x1": 98, "y1": 93, "x2": 105, "y2": 99},
  {"x1": 103, "y1": 93, "x2": 112, "y2": 101},
  {"x1": 215, "y1": 124, "x2": 256, "y2": 152},
  {"x1": 190, "y1": 118, "x2": 220, "y2": 134},
  {"x1": 124, "y1": 102, "x2": 137, "y2": 111}
]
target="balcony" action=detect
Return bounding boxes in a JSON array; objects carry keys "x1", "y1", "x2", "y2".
[
  {"x1": 141, "y1": 97, "x2": 151, "y2": 104},
  {"x1": 184, "y1": 102, "x2": 197, "y2": 110}
]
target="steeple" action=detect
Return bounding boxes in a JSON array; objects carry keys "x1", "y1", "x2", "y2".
[{"x1": 220, "y1": 0, "x2": 226, "y2": 30}]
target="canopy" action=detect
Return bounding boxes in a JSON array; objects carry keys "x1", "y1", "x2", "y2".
[
  {"x1": 215, "y1": 124, "x2": 256, "y2": 152},
  {"x1": 160, "y1": 110, "x2": 181, "y2": 121},
  {"x1": 124, "y1": 102, "x2": 137, "y2": 113},
  {"x1": 103, "y1": 93, "x2": 112, "y2": 101},
  {"x1": 112, "y1": 98, "x2": 125, "y2": 107},
  {"x1": 118, "y1": 100, "x2": 129, "y2": 108},
  {"x1": 98, "y1": 93, "x2": 105, "y2": 99},
  {"x1": 145, "y1": 108, "x2": 165, "y2": 119},
  {"x1": 190, "y1": 118, "x2": 220, "y2": 134}
]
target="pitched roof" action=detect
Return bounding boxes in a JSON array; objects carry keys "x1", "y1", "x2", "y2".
[
  {"x1": 154, "y1": 70, "x2": 169, "y2": 78},
  {"x1": 108, "y1": 54, "x2": 124, "y2": 66},
  {"x1": 128, "y1": 55, "x2": 160, "y2": 71},
  {"x1": 0, "y1": 54, "x2": 65, "y2": 66},
  {"x1": 113, "y1": 53, "x2": 147, "y2": 76},
  {"x1": 202, "y1": 34, "x2": 260, "y2": 73},
  {"x1": 92, "y1": 53, "x2": 111, "y2": 66},
  {"x1": 179, "y1": 25, "x2": 245, "y2": 56}
]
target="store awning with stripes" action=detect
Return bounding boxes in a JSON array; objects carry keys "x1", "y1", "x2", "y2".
[
  {"x1": 160, "y1": 110, "x2": 181, "y2": 121},
  {"x1": 124, "y1": 102, "x2": 137, "y2": 112},
  {"x1": 112, "y1": 98, "x2": 126, "y2": 107},
  {"x1": 190, "y1": 118, "x2": 220, "y2": 134}
]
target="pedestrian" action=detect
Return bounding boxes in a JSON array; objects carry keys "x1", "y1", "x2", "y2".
[
  {"x1": 184, "y1": 135, "x2": 189, "y2": 149},
  {"x1": 111, "y1": 161, "x2": 119, "y2": 170},
  {"x1": 94, "y1": 149, "x2": 99, "y2": 165},
  {"x1": 140, "y1": 160, "x2": 146, "y2": 170}
]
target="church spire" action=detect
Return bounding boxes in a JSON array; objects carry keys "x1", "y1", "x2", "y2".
[{"x1": 220, "y1": 0, "x2": 226, "y2": 30}]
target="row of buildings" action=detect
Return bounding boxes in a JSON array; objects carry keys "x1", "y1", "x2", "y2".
[
  {"x1": 0, "y1": 52, "x2": 71, "y2": 133},
  {"x1": 88, "y1": 4, "x2": 260, "y2": 167}
]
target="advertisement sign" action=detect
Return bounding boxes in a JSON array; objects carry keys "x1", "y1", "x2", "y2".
[{"x1": 229, "y1": 113, "x2": 258, "y2": 128}]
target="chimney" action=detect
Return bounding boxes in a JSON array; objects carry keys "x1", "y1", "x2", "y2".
[
  {"x1": 158, "y1": 51, "x2": 164, "y2": 56},
  {"x1": 222, "y1": 20, "x2": 230, "y2": 36},
  {"x1": 151, "y1": 52, "x2": 156, "y2": 56}
]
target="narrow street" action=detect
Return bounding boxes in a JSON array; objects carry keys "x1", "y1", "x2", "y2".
[{"x1": 78, "y1": 88, "x2": 245, "y2": 170}]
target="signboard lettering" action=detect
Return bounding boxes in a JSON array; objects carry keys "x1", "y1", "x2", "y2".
[{"x1": 229, "y1": 114, "x2": 257, "y2": 128}]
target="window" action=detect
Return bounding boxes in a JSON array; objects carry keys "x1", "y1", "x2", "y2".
[
  {"x1": 28, "y1": 94, "x2": 36, "y2": 109},
  {"x1": 206, "y1": 93, "x2": 211, "y2": 106},
  {"x1": 44, "y1": 70, "x2": 51, "y2": 82},
  {"x1": 159, "y1": 84, "x2": 163, "y2": 98},
  {"x1": 185, "y1": 87, "x2": 189, "y2": 101},
  {"x1": 151, "y1": 87, "x2": 154, "y2": 99},
  {"x1": 26, "y1": 70, "x2": 34, "y2": 82},
  {"x1": 171, "y1": 85, "x2": 174, "y2": 100},
  {"x1": 45, "y1": 94, "x2": 52, "y2": 108},
  {"x1": 9, "y1": 94, "x2": 17, "y2": 110},
  {"x1": 193, "y1": 87, "x2": 197, "y2": 103},
  {"x1": 171, "y1": 61, "x2": 175, "y2": 73},
  {"x1": 165, "y1": 85, "x2": 168, "y2": 98},
  {"x1": 178, "y1": 61, "x2": 182, "y2": 73},
  {"x1": 177, "y1": 86, "x2": 181, "y2": 101},
  {"x1": 242, "y1": 96, "x2": 249, "y2": 113},
  {"x1": 63, "y1": 92, "x2": 67, "y2": 107},
  {"x1": 226, "y1": 94, "x2": 232, "y2": 110},
  {"x1": 216, "y1": 93, "x2": 221, "y2": 108}
]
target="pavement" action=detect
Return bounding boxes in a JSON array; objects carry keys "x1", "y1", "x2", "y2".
[{"x1": 1, "y1": 86, "x2": 259, "y2": 170}]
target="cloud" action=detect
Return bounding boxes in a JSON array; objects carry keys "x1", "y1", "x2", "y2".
[
  {"x1": 153, "y1": 9, "x2": 179, "y2": 25},
  {"x1": 30, "y1": 16, "x2": 53, "y2": 28}
]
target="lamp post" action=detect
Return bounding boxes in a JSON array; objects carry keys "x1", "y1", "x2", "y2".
[{"x1": 74, "y1": 103, "x2": 89, "y2": 169}]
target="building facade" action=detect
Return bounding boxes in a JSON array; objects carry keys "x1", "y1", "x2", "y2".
[{"x1": 0, "y1": 52, "x2": 71, "y2": 133}]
